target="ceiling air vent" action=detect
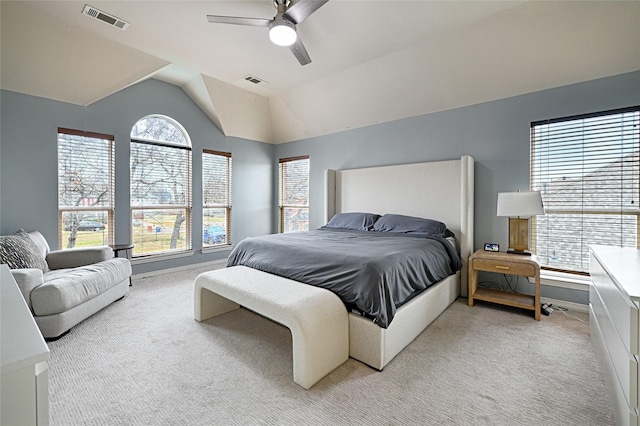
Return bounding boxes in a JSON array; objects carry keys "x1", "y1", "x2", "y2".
[
  {"x1": 82, "y1": 4, "x2": 129, "y2": 31},
  {"x1": 243, "y1": 75, "x2": 268, "y2": 87}
]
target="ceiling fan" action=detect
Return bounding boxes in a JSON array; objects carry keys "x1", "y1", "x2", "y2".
[{"x1": 207, "y1": 0, "x2": 329, "y2": 66}]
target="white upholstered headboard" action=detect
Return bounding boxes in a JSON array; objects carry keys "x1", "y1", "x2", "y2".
[{"x1": 324, "y1": 155, "x2": 474, "y2": 296}]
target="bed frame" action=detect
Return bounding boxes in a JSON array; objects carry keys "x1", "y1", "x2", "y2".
[{"x1": 324, "y1": 155, "x2": 474, "y2": 369}]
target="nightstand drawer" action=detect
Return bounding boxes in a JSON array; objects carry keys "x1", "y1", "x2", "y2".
[{"x1": 472, "y1": 258, "x2": 536, "y2": 276}]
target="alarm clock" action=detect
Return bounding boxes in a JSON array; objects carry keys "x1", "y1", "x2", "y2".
[{"x1": 484, "y1": 243, "x2": 500, "y2": 252}]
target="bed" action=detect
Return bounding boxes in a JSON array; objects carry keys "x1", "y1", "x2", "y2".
[{"x1": 230, "y1": 155, "x2": 474, "y2": 370}]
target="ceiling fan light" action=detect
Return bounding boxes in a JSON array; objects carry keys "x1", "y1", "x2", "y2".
[{"x1": 269, "y1": 19, "x2": 297, "y2": 46}]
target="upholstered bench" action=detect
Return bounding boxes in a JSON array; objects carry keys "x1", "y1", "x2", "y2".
[{"x1": 194, "y1": 266, "x2": 349, "y2": 389}]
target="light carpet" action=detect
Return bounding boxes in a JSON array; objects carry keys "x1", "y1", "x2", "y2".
[{"x1": 47, "y1": 265, "x2": 614, "y2": 425}]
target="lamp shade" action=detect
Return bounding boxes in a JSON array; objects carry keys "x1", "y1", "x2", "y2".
[{"x1": 497, "y1": 191, "x2": 544, "y2": 217}]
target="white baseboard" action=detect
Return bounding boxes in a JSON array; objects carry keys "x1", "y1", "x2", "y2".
[
  {"x1": 532, "y1": 270, "x2": 590, "y2": 292},
  {"x1": 541, "y1": 297, "x2": 588, "y2": 314},
  {"x1": 132, "y1": 259, "x2": 227, "y2": 280}
]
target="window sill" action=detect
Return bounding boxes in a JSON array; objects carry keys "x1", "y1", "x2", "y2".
[
  {"x1": 201, "y1": 244, "x2": 234, "y2": 254},
  {"x1": 131, "y1": 250, "x2": 194, "y2": 265},
  {"x1": 528, "y1": 269, "x2": 590, "y2": 292}
]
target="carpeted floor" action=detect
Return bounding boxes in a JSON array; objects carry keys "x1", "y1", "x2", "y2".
[{"x1": 47, "y1": 265, "x2": 614, "y2": 425}]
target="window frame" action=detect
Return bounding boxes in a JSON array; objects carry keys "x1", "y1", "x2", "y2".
[
  {"x1": 530, "y1": 106, "x2": 640, "y2": 274},
  {"x1": 202, "y1": 149, "x2": 232, "y2": 249},
  {"x1": 130, "y1": 115, "x2": 192, "y2": 258},
  {"x1": 57, "y1": 127, "x2": 115, "y2": 249},
  {"x1": 279, "y1": 155, "x2": 310, "y2": 233}
]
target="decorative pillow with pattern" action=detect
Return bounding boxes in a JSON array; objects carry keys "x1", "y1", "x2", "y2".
[{"x1": 0, "y1": 229, "x2": 48, "y2": 271}]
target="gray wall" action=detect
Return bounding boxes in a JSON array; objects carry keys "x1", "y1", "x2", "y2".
[
  {"x1": 0, "y1": 79, "x2": 274, "y2": 275},
  {"x1": 2, "y1": 72, "x2": 639, "y2": 301},
  {"x1": 274, "y1": 71, "x2": 640, "y2": 304}
]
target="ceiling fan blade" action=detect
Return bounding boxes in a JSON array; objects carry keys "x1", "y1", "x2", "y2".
[
  {"x1": 206, "y1": 15, "x2": 271, "y2": 27},
  {"x1": 289, "y1": 36, "x2": 312, "y2": 66},
  {"x1": 284, "y1": 0, "x2": 329, "y2": 24}
]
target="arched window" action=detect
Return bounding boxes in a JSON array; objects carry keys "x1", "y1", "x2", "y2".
[{"x1": 130, "y1": 115, "x2": 192, "y2": 256}]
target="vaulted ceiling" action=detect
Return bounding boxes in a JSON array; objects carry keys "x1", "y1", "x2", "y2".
[{"x1": 2, "y1": 1, "x2": 639, "y2": 144}]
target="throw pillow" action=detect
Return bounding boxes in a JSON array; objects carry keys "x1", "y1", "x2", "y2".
[
  {"x1": 0, "y1": 229, "x2": 48, "y2": 271},
  {"x1": 324, "y1": 212, "x2": 381, "y2": 231}
]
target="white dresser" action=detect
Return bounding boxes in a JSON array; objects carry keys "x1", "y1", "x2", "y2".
[
  {"x1": 1, "y1": 264, "x2": 50, "y2": 426},
  {"x1": 590, "y1": 245, "x2": 640, "y2": 426}
]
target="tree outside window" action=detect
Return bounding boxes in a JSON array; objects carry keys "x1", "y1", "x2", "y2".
[
  {"x1": 279, "y1": 156, "x2": 309, "y2": 233},
  {"x1": 130, "y1": 115, "x2": 192, "y2": 256},
  {"x1": 203, "y1": 150, "x2": 232, "y2": 247},
  {"x1": 57, "y1": 128, "x2": 114, "y2": 249}
]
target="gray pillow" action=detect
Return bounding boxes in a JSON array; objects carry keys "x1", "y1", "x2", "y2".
[
  {"x1": 0, "y1": 229, "x2": 48, "y2": 272},
  {"x1": 372, "y1": 214, "x2": 447, "y2": 236},
  {"x1": 324, "y1": 212, "x2": 381, "y2": 231}
]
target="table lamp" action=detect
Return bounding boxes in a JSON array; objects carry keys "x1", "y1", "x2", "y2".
[{"x1": 497, "y1": 191, "x2": 544, "y2": 255}]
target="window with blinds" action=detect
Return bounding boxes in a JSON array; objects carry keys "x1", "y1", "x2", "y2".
[
  {"x1": 203, "y1": 150, "x2": 232, "y2": 247},
  {"x1": 279, "y1": 156, "x2": 310, "y2": 233},
  {"x1": 130, "y1": 115, "x2": 192, "y2": 256},
  {"x1": 57, "y1": 128, "x2": 114, "y2": 249},
  {"x1": 530, "y1": 106, "x2": 640, "y2": 274}
]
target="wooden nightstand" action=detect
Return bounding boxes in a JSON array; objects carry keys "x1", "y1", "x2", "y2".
[{"x1": 468, "y1": 249, "x2": 541, "y2": 320}]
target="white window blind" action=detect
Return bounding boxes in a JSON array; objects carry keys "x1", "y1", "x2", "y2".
[
  {"x1": 130, "y1": 115, "x2": 192, "y2": 256},
  {"x1": 279, "y1": 156, "x2": 310, "y2": 233},
  {"x1": 530, "y1": 106, "x2": 640, "y2": 273},
  {"x1": 203, "y1": 150, "x2": 232, "y2": 247},
  {"x1": 57, "y1": 128, "x2": 114, "y2": 249},
  {"x1": 130, "y1": 143, "x2": 191, "y2": 207}
]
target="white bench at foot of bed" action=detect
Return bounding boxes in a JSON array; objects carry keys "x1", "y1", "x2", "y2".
[{"x1": 194, "y1": 266, "x2": 349, "y2": 390}]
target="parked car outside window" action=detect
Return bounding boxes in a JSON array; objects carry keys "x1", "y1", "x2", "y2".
[
  {"x1": 204, "y1": 225, "x2": 226, "y2": 244},
  {"x1": 65, "y1": 221, "x2": 105, "y2": 232}
]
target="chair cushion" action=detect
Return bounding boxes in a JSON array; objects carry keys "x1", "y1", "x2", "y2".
[
  {"x1": 27, "y1": 231, "x2": 51, "y2": 268},
  {"x1": 31, "y1": 258, "x2": 131, "y2": 316},
  {"x1": 0, "y1": 229, "x2": 48, "y2": 272}
]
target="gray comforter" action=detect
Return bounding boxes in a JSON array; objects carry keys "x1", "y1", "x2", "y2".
[{"x1": 226, "y1": 228, "x2": 461, "y2": 328}]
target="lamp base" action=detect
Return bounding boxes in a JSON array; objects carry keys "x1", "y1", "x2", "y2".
[
  {"x1": 507, "y1": 248, "x2": 532, "y2": 256},
  {"x1": 508, "y1": 217, "x2": 531, "y2": 255}
]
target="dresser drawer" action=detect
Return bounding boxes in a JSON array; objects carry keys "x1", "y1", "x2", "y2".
[
  {"x1": 591, "y1": 286, "x2": 639, "y2": 409},
  {"x1": 472, "y1": 258, "x2": 536, "y2": 276},
  {"x1": 591, "y1": 253, "x2": 640, "y2": 355}
]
